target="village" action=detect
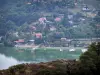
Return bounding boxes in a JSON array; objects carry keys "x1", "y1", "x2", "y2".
[
  {"x1": 0, "y1": 0, "x2": 100, "y2": 49},
  {"x1": 13, "y1": 37, "x2": 100, "y2": 49}
]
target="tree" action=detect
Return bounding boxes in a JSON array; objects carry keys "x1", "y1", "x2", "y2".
[
  {"x1": 0, "y1": 9, "x2": 7, "y2": 36},
  {"x1": 6, "y1": 20, "x2": 17, "y2": 31},
  {"x1": 79, "y1": 42, "x2": 100, "y2": 75},
  {"x1": 34, "y1": 38, "x2": 44, "y2": 45},
  {"x1": 0, "y1": 0, "x2": 7, "y2": 7}
]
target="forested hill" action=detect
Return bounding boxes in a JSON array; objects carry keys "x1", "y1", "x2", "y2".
[{"x1": 0, "y1": 0, "x2": 100, "y2": 46}]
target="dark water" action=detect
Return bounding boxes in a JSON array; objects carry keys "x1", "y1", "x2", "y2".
[{"x1": 0, "y1": 47, "x2": 83, "y2": 70}]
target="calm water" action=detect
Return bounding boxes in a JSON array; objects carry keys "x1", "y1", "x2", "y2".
[{"x1": 0, "y1": 47, "x2": 84, "y2": 70}]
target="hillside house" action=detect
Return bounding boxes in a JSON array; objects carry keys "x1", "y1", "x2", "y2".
[
  {"x1": 14, "y1": 39, "x2": 25, "y2": 45},
  {"x1": 38, "y1": 17, "x2": 47, "y2": 24},
  {"x1": 68, "y1": 15, "x2": 73, "y2": 19},
  {"x1": 27, "y1": 40, "x2": 35, "y2": 45},
  {"x1": 30, "y1": 26, "x2": 36, "y2": 31},
  {"x1": 35, "y1": 33, "x2": 42, "y2": 38},
  {"x1": 61, "y1": 38, "x2": 71, "y2": 47},
  {"x1": 54, "y1": 17, "x2": 61, "y2": 22},
  {"x1": 50, "y1": 26, "x2": 56, "y2": 31}
]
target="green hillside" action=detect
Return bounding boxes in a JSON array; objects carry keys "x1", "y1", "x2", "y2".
[{"x1": 0, "y1": 0, "x2": 100, "y2": 46}]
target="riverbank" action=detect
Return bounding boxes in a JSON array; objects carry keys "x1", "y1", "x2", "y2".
[
  {"x1": 14, "y1": 45, "x2": 87, "y2": 53},
  {"x1": 14, "y1": 44, "x2": 87, "y2": 49}
]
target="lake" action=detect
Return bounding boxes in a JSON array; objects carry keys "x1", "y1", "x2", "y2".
[{"x1": 0, "y1": 47, "x2": 85, "y2": 70}]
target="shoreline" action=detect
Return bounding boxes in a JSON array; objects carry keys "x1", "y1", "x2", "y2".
[{"x1": 14, "y1": 44, "x2": 87, "y2": 51}]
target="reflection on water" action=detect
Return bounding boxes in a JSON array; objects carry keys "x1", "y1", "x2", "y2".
[{"x1": 0, "y1": 47, "x2": 84, "y2": 70}]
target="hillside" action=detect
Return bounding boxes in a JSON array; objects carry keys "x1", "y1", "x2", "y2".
[{"x1": 0, "y1": 0, "x2": 100, "y2": 46}]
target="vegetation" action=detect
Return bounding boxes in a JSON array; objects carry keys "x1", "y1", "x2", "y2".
[
  {"x1": 0, "y1": 42, "x2": 100, "y2": 75},
  {"x1": 0, "y1": 0, "x2": 100, "y2": 46},
  {"x1": 0, "y1": 0, "x2": 100, "y2": 75}
]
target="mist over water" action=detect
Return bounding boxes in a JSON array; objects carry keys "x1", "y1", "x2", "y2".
[
  {"x1": 0, "y1": 54, "x2": 18, "y2": 70},
  {"x1": 0, "y1": 53, "x2": 38, "y2": 70}
]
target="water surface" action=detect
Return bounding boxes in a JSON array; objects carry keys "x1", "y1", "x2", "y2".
[{"x1": 0, "y1": 47, "x2": 83, "y2": 70}]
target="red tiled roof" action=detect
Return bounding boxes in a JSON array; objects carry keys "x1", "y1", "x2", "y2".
[
  {"x1": 55, "y1": 17, "x2": 61, "y2": 22},
  {"x1": 35, "y1": 33, "x2": 42, "y2": 38},
  {"x1": 31, "y1": 26, "x2": 36, "y2": 30},
  {"x1": 14, "y1": 39, "x2": 24, "y2": 43},
  {"x1": 39, "y1": 17, "x2": 46, "y2": 22}
]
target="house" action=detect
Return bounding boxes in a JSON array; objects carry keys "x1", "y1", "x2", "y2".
[
  {"x1": 60, "y1": 38, "x2": 70, "y2": 47},
  {"x1": 35, "y1": 33, "x2": 42, "y2": 38},
  {"x1": 58, "y1": 14, "x2": 64, "y2": 18},
  {"x1": 96, "y1": 24, "x2": 100, "y2": 27},
  {"x1": 82, "y1": 5, "x2": 90, "y2": 12},
  {"x1": 14, "y1": 39, "x2": 24, "y2": 45},
  {"x1": 79, "y1": 18, "x2": 85, "y2": 21},
  {"x1": 26, "y1": 2, "x2": 31, "y2": 5},
  {"x1": 61, "y1": 38, "x2": 67, "y2": 41},
  {"x1": 13, "y1": 32, "x2": 19, "y2": 37},
  {"x1": 38, "y1": 17, "x2": 47, "y2": 24},
  {"x1": 50, "y1": 26, "x2": 56, "y2": 31},
  {"x1": 30, "y1": 26, "x2": 36, "y2": 30},
  {"x1": 68, "y1": 15, "x2": 73, "y2": 19},
  {"x1": 73, "y1": 25, "x2": 77, "y2": 28},
  {"x1": 54, "y1": 17, "x2": 61, "y2": 22},
  {"x1": 28, "y1": 40, "x2": 35, "y2": 45},
  {"x1": 68, "y1": 20, "x2": 73, "y2": 24}
]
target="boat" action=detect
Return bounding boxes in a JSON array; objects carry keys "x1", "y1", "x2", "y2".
[
  {"x1": 60, "y1": 48, "x2": 63, "y2": 51},
  {"x1": 69, "y1": 49, "x2": 75, "y2": 52}
]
